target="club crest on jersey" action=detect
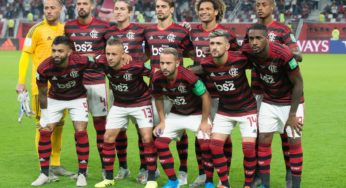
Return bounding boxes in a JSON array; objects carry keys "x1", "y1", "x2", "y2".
[
  {"x1": 228, "y1": 66, "x2": 239, "y2": 77},
  {"x1": 268, "y1": 64, "x2": 278, "y2": 73},
  {"x1": 123, "y1": 72, "x2": 133, "y2": 81},
  {"x1": 126, "y1": 31, "x2": 135, "y2": 40},
  {"x1": 268, "y1": 32, "x2": 277, "y2": 42},
  {"x1": 177, "y1": 83, "x2": 187, "y2": 93},
  {"x1": 90, "y1": 29, "x2": 99, "y2": 39},
  {"x1": 70, "y1": 71, "x2": 79, "y2": 78},
  {"x1": 167, "y1": 33, "x2": 176, "y2": 42}
]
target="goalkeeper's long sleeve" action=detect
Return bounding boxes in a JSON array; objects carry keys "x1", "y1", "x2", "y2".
[{"x1": 18, "y1": 51, "x2": 31, "y2": 84}]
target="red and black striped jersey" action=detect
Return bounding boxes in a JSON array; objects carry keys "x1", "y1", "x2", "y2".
[
  {"x1": 64, "y1": 17, "x2": 109, "y2": 85},
  {"x1": 151, "y1": 66, "x2": 202, "y2": 115},
  {"x1": 190, "y1": 24, "x2": 240, "y2": 65},
  {"x1": 189, "y1": 24, "x2": 240, "y2": 98},
  {"x1": 201, "y1": 51, "x2": 256, "y2": 116},
  {"x1": 247, "y1": 42, "x2": 301, "y2": 105},
  {"x1": 105, "y1": 23, "x2": 147, "y2": 61},
  {"x1": 96, "y1": 55, "x2": 151, "y2": 107},
  {"x1": 36, "y1": 54, "x2": 92, "y2": 100},
  {"x1": 144, "y1": 23, "x2": 192, "y2": 69}
]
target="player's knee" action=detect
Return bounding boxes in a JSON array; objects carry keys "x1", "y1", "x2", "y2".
[
  {"x1": 104, "y1": 132, "x2": 116, "y2": 143},
  {"x1": 258, "y1": 133, "x2": 273, "y2": 144},
  {"x1": 154, "y1": 137, "x2": 170, "y2": 149},
  {"x1": 141, "y1": 134, "x2": 152, "y2": 144},
  {"x1": 288, "y1": 137, "x2": 301, "y2": 145}
]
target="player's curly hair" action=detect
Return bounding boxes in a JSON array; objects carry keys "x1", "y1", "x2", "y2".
[{"x1": 195, "y1": 0, "x2": 226, "y2": 23}]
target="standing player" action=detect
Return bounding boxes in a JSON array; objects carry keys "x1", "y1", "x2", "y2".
[
  {"x1": 144, "y1": 0, "x2": 193, "y2": 185},
  {"x1": 245, "y1": 24, "x2": 304, "y2": 188},
  {"x1": 201, "y1": 30, "x2": 257, "y2": 188},
  {"x1": 16, "y1": 0, "x2": 73, "y2": 180},
  {"x1": 189, "y1": 1, "x2": 239, "y2": 186},
  {"x1": 151, "y1": 48, "x2": 212, "y2": 188},
  {"x1": 105, "y1": 0, "x2": 148, "y2": 182},
  {"x1": 32, "y1": 36, "x2": 95, "y2": 186},
  {"x1": 64, "y1": 0, "x2": 109, "y2": 177},
  {"x1": 94, "y1": 38, "x2": 157, "y2": 188},
  {"x1": 243, "y1": 1, "x2": 303, "y2": 187}
]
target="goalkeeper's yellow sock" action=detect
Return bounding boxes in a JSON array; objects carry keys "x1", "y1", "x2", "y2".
[{"x1": 50, "y1": 125, "x2": 63, "y2": 166}]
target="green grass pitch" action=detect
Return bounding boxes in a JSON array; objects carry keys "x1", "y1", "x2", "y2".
[{"x1": 0, "y1": 51, "x2": 345, "y2": 187}]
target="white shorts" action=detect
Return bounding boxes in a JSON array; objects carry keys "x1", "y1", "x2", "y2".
[
  {"x1": 258, "y1": 102, "x2": 305, "y2": 138},
  {"x1": 106, "y1": 105, "x2": 154, "y2": 129},
  {"x1": 254, "y1": 94, "x2": 263, "y2": 110},
  {"x1": 46, "y1": 98, "x2": 88, "y2": 125},
  {"x1": 210, "y1": 98, "x2": 219, "y2": 121},
  {"x1": 212, "y1": 113, "x2": 258, "y2": 138},
  {"x1": 152, "y1": 96, "x2": 173, "y2": 125},
  {"x1": 159, "y1": 113, "x2": 211, "y2": 140},
  {"x1": 84, "y1": 84, "x2": 108, "y2": 117}
]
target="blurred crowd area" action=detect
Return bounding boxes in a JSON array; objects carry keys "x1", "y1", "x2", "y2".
[{"x1": 1, "y1": 0, "x2": 345, "y2": 22}]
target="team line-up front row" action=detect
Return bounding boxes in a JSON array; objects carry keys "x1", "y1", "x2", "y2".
[{"x1": 31, "y1": 24, "x2": 304, "y2": 188}]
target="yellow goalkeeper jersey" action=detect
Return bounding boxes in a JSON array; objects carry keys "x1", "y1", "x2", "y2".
[{"x1": 18, "y1": 19, "x2": 64, "y2": 95}]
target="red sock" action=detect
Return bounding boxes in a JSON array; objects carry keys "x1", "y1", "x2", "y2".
[
  {"x1": 210, "y1": 139, "x2": 229, "y2": 187},
  {"x1": 93, "y1": 117, "x2": 106, "y2": 168},
  {"x1": 155, "y1": 137, "x2": 176, "y2": 180},
  {"x1": 289, "y1": 141, "x2": 303, "y2": 177},
  {"x1": 243, "y1": 142, "x2": 257, "y2": 186},
  {"x1": 195, "y1": 137, "x2": 204, "y2": 175},
  {"x1": 143, "y1": 142, "x2": 157, "y2": 181},
  {"x1": 198, "y1": 139, "x2": 213, "y2": 182},
  {"x1": 258, "y1": 143, "x2": 271, "y2": 174},
  {"x1": 116, "y1": 130, "x2": 128, "y2": 169},
  {"x1": 176, "y1": 131, "x2": 188, "y2": 172},
  {"x1": 224, "y1": 136, "x2": 233, "y2": 172},
  {"x1": 75, "y1": 131, "x2": 89, "y2": 174},
  {"x1": 138, "y1": 137, "x2": 146, "y2": 169},
  {"x1": 38, "y1": 130, "x2": 52, "y2": 176},
  {"x1": 281, "y1": 133, "x2": 291, "y2": 171},
  {"x1": 103, "y1": 142, "x2": 115, "y2": 179}
]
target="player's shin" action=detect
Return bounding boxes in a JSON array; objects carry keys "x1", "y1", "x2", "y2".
[
  {"x1": 210, "y1": 139, "x2": 230, "y2": 187},
  {"x1": 289, "y1": 138, "x2": 303, "y2": 188},
  {"x1": 242, "y1": 141, "x2": 257, "y2": 187},
  {"x1": 38, "y1": 129, "x2": 52, "y2": 176},
  {"x1": 198, "y1": 139, "x2": 214, "y2": 183},
  {"x1": 116, "y1": 130, "x2": 128, "y2": 169},
  {"x1": 93, "y1": 116, "x2": 106, "y2": 169},
  {"x1": 195, "y1": 137, "x2": 205, "y2": 175},
  {"x1": 176, "y1": 131, "x2": 188, "y2": 173},
  {"x1": 75, "y1": 131, "x2": 89, "y2": 175},
  {"x1": 143, "y1": 142, "x2": 157, "y2": 181},
  {"x1": 258, "y1": 142, "x2": 272, "y2": 188},
  {"x1": 102, "y1": 142, "x2": 116, "y2": 179},
  {"x1": 155, "y1": 137, "x2": 177, "y2": 180}
]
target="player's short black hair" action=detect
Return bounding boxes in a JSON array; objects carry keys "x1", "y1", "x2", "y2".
[
  {"x1": 52, "y1": 36, "x2": 72, "y2": 48},
  {"x1": 114, "y1": 0, "x2": 133, "y2": 12},
  {"x1": 209, "y1": 29, "x2": 230, "y2": 41},
  {"x1": 195, "y1": 0, "x2": 226, "y2": 22},
  {"x1": 248, "y1": 23, "x2": 268, "y2": 36}
]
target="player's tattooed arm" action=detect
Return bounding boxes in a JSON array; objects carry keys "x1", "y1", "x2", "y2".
[
  {"x1": 38, "y1": 86, "x2": 48, "y2": 109},
  {"x1": 286, "y1": 68, "x2": 304, "y2": 138}
]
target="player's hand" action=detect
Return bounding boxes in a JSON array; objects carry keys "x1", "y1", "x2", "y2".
[
  {"x1": 285, "y1": 114, "x2": 303, "y2": 138},
  {"x1": 16, "y1": 84, "x2": 27, "y2": 94},
  {"x1": 153, "y1": 122, "x2": 165, "y2": 137},
  {"x1": 122, "y1": 54, "x2": 133, "y2": 65},
  {"x1": 180, "y1": 22, "x2": 191, "y2": 31},
  {"x1": 198, "y1": 120, "x2": 212, "y2": 139}
]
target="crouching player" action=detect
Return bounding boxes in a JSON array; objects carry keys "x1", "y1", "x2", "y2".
[
  {"x1": 151, "y1": 47, "x2": 212, "y2": 188},
  {"x1": 33, "y1": 36, "x2": 96, "y2": 186},
  {"x1": 94, "y1": 38, "x2": 158, "y2": 188}
]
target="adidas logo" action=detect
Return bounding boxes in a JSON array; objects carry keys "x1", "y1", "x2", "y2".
[
  {"x1": 149, "y1": 36, "x2": 154, "y2": 40},
  {"x1": 39, "y1": 158, "x2": 46, "y2": 162},
  {"x1": 71, "y1": 33, "x2": 76, "y2": 37},
  {"x1": 52, "y1": 76, "x2": 58, "y2": 80},
  {"x1": 210, "y1": 72, "x2": 216, "y2": 77},
  {"x1": 195, "y1": 37, "x2": 199, "y2": 41}
]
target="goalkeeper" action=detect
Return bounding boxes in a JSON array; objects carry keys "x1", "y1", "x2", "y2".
[{"x1": 15, "y1": 0, "x2": 73, "y2": 179}]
